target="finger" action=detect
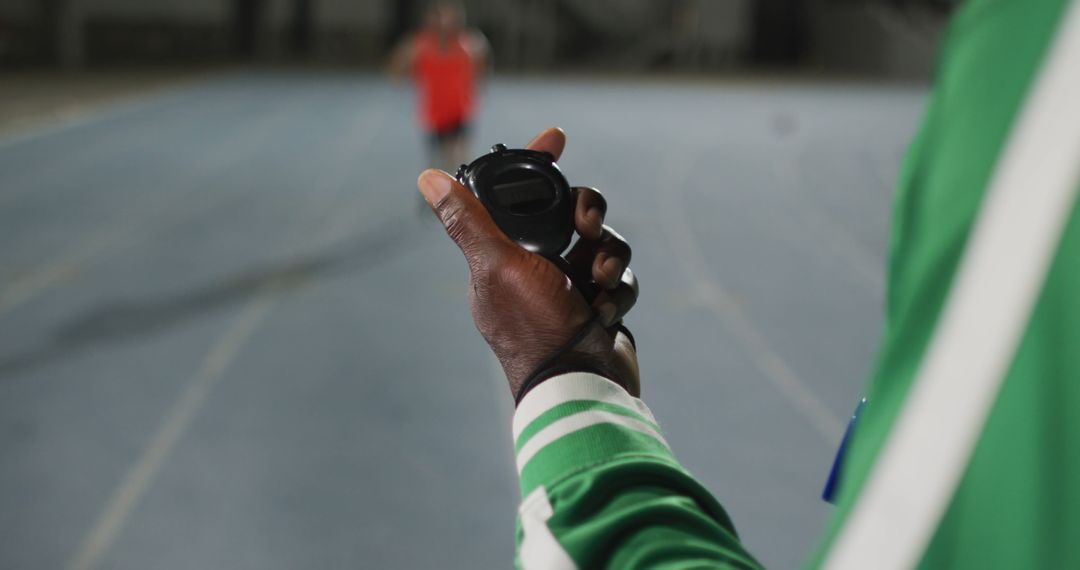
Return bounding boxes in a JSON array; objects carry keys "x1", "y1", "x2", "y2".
[
  {"x1": 564, "y1": 225, "x2": 631, "y2": 289},
  {"x1": 572, "y1": 187, "x2": 607, "y2": 241},
  {"x1": 418, "y1": 169, "x2": 513, "y2": 265},
  {"x1": 592, "y1": 268, "x2": 639, "y2": 327},
  {"x1": 525, "y1": 127, "x2": 566, "y2": 161}
]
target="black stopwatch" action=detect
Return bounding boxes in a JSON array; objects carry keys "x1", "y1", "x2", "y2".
[
  {"x1": 457, "y1": 143, "x2": 632, "y2": 304},
  {"x1": 456, "y1": 144, "x2": 574, "y2": 257}
]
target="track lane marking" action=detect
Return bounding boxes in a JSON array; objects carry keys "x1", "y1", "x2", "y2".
[
  {"x1": 64, "y1": 101, "x2": 389, "y2": 570},
  {"x1": 656, "y1": 148, "x2": 845, "y2": 442},
  {"x1": 65, "y1": 293, "x2": 275, "y2": 570}
]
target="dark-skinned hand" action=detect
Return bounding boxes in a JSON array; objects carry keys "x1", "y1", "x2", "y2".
[{"x1": 417, "y1": 127, "x2": 640, "y2": 399}]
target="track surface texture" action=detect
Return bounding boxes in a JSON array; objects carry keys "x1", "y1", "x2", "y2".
[{"x1": 0, "y1": 72, "x2": 925, "y2": 570}]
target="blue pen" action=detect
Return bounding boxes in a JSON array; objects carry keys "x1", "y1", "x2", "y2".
[{"x1": 822, "y1": 398, "x2": 867, "y2": 504}]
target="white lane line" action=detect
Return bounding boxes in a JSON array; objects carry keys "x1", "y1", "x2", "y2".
[
  {"x1": 800, "y1": 203, "x2": 885, "y2": 293},
  {"x1": 656, "y1": 149, "x2": 845, "y2": 442},
  {"x1": 777, "y1": 145, "x2": 885, "y2": 293},
  {"x1": 66, "y1": 294, "x2": 276, "y2": 570},
  {"x1": 64, "y1": 100, "x2": 390, "y2": 570}
]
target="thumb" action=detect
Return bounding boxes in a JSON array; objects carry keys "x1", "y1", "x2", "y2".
[{"x1": 418, "y1": 169, "x2": 513, "y2": 262}]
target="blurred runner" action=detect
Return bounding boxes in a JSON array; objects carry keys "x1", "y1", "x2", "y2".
[{"x1": 388, "y1": 1, "x2": 489, "y2": 174}]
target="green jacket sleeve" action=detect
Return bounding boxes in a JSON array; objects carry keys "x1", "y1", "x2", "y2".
[{"x1": 513, "y1": 372, "x2": 763, "y2": 569}]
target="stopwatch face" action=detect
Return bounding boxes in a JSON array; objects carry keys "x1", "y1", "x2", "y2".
[
  {"x1": 457, "y1": 144, "x2": 575, "y2": 257},
  {"x1": 490, "y1": 168, "x2": 558, "y2": 215}
]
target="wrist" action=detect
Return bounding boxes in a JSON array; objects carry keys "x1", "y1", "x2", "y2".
[
  {"x1": 514, "y1": 352, "x2": 630, "y2": 405},
  {"x1": 511, "y1": 317, "x2": 638, "y2": 404}
]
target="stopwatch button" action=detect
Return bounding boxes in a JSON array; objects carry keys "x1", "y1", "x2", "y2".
[{"x1": 491, "y1": 143, "x2": 508, "y2": 153}]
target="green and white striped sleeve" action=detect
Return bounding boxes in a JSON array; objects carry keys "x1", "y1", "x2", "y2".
[{"x1": 512, "y1": 372, "x2": 763, "y2": 569}]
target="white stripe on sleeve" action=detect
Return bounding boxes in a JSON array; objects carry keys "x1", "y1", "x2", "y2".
[
  {"x1": 513, "y1": 373, "x2": 656, "y2": 443},
  {"x1": 516, "y1": 410, "x2": 670, "y2": 474}
]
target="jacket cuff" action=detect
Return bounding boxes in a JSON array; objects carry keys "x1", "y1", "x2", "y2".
[{"x1": 512, "y1": 372, "x2": 676, "y2": 496}]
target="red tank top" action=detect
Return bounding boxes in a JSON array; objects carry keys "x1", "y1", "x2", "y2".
[{"x1": 413, "y1": 30, "x2": 477, "y2": 131}]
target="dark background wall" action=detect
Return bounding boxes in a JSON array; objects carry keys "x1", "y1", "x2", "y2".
[{"x1": 0, "y1": 0, "x2": 954, "y2": 77}]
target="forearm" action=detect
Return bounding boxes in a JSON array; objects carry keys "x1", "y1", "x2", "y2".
[
  {"x1": 413, "y1": 131, "x2": 746, "y2": 566},
  {"x1": 513, "y1": 373, "x2": 762, "y2": 569}
]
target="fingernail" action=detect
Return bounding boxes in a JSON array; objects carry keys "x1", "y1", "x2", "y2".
[
  {"x1": 418, "y1": 169, "x2": 452, "y2": 205},
  {"x1": 597, "y1": 302, "x2": 617, "y2": 327},
  {"x1": 529, "y1": 126, "x2": 563, "y2": 146}
]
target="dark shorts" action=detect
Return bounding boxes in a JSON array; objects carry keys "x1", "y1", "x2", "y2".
[{"x1": 428, "y1": 119, "x2": 470, "y2": 148}]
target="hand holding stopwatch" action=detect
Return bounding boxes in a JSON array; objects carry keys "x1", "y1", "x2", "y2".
[
  {"x1": 456, "y1": 144, "x2": 638, "y2": 308},
  {"x1": 422, "y1": 136, "x2": 640, "y2": 401}
]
